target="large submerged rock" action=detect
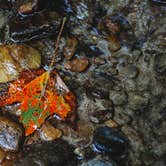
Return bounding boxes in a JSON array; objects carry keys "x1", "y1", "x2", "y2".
[
  {"x1": 9, "y1": 11, "x2": 61, "y2": 42},
  {"x1": 0, "y1": 44, "x2": 41, "y2": 83},
  {"x1": 14, "y1": 140, "x2": 77, "y2": 166}
]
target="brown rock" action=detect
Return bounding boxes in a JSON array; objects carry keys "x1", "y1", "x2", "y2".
[
  {"x1": 18, "y1": 1, "x2": 38, "y2": 15},
  {"x1": 0, "y1": 44, "x2": 41, "y2": 83},
  {"x1": 64, "y1": 37, "x2": 78, "y2": 60},
  {"x1": 105, "y1": 119, "x2": 118, "y2": 128},
  {"x1": 39, "y1": 122, "x2": 62, "y2": 141},
  {"x1": 65, "y1": 58, "x2": 89, "y2": 72},
  {"x1": 77, "y1": 120, "x2": 94, "y2": 138},
  {"x1": 104, "y1": 16, "x2": 120, "y2": 34},
  {"x1": 107, "y1": 34, "x2": 121, "y2": 52},
  {"x1": 0, "y1": 148, "x2": 6, "y2": 163}
]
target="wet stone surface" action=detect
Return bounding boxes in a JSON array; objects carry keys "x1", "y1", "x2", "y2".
[
  {"x1": 0, "y1": 0, "x2": 165, "y2": 166},
  {"x1": 0, "y1": 116, "x2": 23, "y2": 151},
  {"x1": 14, "y1": 140, "x2": 77, "y2": 166},
  {"x1": 93, "y1": 126, "x2": 128, "y2": 159},
  {"x1": 81, "y1": 157, "x2": 117, "y2": 166}
]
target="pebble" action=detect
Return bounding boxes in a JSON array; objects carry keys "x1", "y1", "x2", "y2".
[
  {"x1": 0, "y1": 148, "x2": 6, "y2": 163},
  {"x1": 90, "y1": 109, "x2": 114, "y2": 124},
  {"x1": 93, "y1": 57, "x2": 106, "y2": 65},
  {"x1": 109, "y1": 90, "x2": 128, "y2": 105},
  {"x1": 65, "y1": 57, "x2": 89, "y2": 72},
  {"x1": 0, "y1": 11, "x2": 5, "y2": 29},
  {"x1": 18, "y1": 1, "x2": 38, "y2": 15},
  {"x1": 93, "y1": 126, "x2": 128, "y2": 159},
  {"x1": 125, "y1": 65, "x2": 139, "y2": 79},
  {"x1": 128, "y1": 92, "x2": 149, "y2": 110},
  {"x1": 154, "y1": 53, "x2": 166, "y2": 74},
  {"x1": 0, "y1": 116, "x2": 23, "y2": 151},
  {"x1": 74, "y1": 147, "x2": 85, "y2": 160},
  {"x1": 63, "y1": 37, "x2": 78, "y2": 60},
  {"x1": 124, "y1": 79, "x2": 137, "y2": 91},
  {"x1": 86, "y1": 87, "x2": 109, "y2": 100},
  {"x1": 118, "y1": 64, "x2": 139, "y2": 79},
  {"x1": 39, "y1": 122, "x2": 62, "y2": 141},
  {"x1": 107, "y1": 34, "x2": 121, "y2": 52},
  {"x1": 104, "y1": 119, "x2": 119, "y2": 128},
  {"x1": 104, "y1": 16, "x2": 120, "y2": 34},
  {"x1": 114, "y1": 107, "x2": 132, "y2": 126}
]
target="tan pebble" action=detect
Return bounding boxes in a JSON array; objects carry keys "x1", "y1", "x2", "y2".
[
  {"x1": 64, "y1": 37, "x2": 78, "y2": 60},
  {"x1": 105, "y1": 119, "x2": 118, "y2": 128},
  {"x1": 65, "y1": 58, "x2": 89, "y2": 72},
  {"x1": 40, "y1": 122, "x2": 62, "y2": 141},
  {"x1": 19, "y1": 2, "x2": 35, "y2": 14}
]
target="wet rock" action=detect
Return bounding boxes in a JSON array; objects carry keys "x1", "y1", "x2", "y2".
[
  {"x1": 91, "y1": 70, "x2": 115, "y2": 90},
  {"x1": 93, "y1": 126, "x2": 128, "y2": 159},
  {"x1": 74, "y1": 147, "x2": 85, "y2": 160},
  {"x1": 0, "y1": 11, "x2": 5, "y2": 29},
  {"x1": 109, "y1": 90, "x2": 128, "y2": 105},
  {"x1": 0, "y1": 44, "x2": 41, "y2": 83},
  {"x1": 90, "y1": 109, "x2": 114, "y2": 124},
  {"x1": 0, "y1": 116, "x2": 23, "y2": 151},
  {"x1": 93, "y1": 57, "x2": 106, "y2": 65},
  {"x1": 150, "y1": 0, "x2": 166, "y2": 5},
  {"x1": 104, "y1": 119, "x2": 119, "y2": 128},
  {"x1": 114, "y1": 107, "x2": 132, "y2": 126},
  {"x1": 65, "y1": 57, "x2": 89, "y2": 72},
  {"x1": 0, "y1": 148, "x2": 6, "y2": 163},
  {"x1": 77, "y1": 120, "x2": 94, "y2": 144},
  {"x1": 124, "y1": 79, "x2": 137, "y2": 91},
  {"x1": 154, "y1": 53, "x2": 166, "y2": 74},
  {"x1": 108, "y1": 57, "x2": 118, "y2": 67},
  {"x1": 81, "y1": 157, "x2": 117, "y2": 166},
  {"x1": 118, "y1": 65, "x2": 139, "y2": 79},
  {"x1": 12, "y1": 0, "x2": 72, "y2": 15},
  {"x1": 104, "y1": 16, "x2": 120, "y2": 34},
  {"x1": 97, "y1": 40, "x2": 111, "y2": 56},
  {"x1": 17, "y1": 0, "x2": 39, "y2": 15},
  {"x1": 107, "y1": 34, "x2": 121, "y2": 52},
  {"x1": 110, "y1": 13, "x2": 131, "y2": 31},
  {"x1": 63, "y1": 37, "x2": 78, "y2": 60},
  {"x1": 86, "y1": 87, "x2": 109, "y2": 100},
  {"x1": 39, "y1": 122, "x2": 62, "y2": 141},
  {"x1": 1, "y1": 103, "x2": 21, "y2": 117},
  {"x1": 0, "y1": 0, "x2": 11, "y2": 10},
  {"x1": 136, "y1": 74, "x2": 152, "y2": 91},
  {"x1": 14, "y1": 140, "x2": 77, "y2": 166},
  {"x1": 80, "y1": 44, "x2": 103, "y2": 57},
  {"x1": 128, "y1": 92, "x2": 150, "y2": 110},
  {"x1": 9, "y1": 11, "x2": 61, "y2": 42}
]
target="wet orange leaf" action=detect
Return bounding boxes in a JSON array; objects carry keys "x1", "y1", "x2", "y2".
[{"x1": 0, "y1": 69, "x2": 76, "y2": 136}]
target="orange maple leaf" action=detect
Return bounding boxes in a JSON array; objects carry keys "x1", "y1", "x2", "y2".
[{"x1": 0, "y1": 69, "x2": 76, "y2": 136}]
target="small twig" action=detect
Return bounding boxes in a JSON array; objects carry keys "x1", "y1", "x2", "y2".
[
  {"x1": 40, "y1": 17, "x2": 67, "y2": 97},
  {"x1": 50, "y1": 17, "x2": 67, "y2": 68}
]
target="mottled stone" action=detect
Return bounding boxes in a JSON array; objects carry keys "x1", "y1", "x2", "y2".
[
  {"x1": 109, "y1": 90, "x2": 128, "y2": 105},
  {"x1": 0, "y1": 116, "x2": 23, "y2": 151}
]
